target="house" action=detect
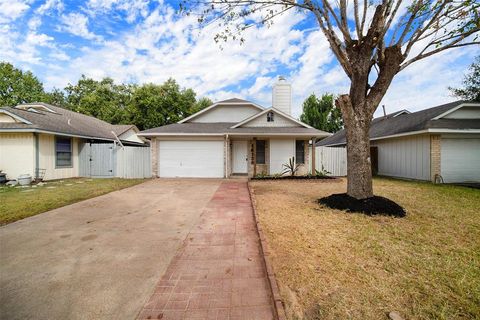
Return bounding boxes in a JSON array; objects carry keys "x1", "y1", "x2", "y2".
[
  {"x1": 0, "y1": 103, "x2": 147, "y2": 181},
  {"x1": 139, "y1": 78, "x2": 330, "y2": 178},
  {"x1": 317, "y1": 101, "x2": 480, "y2": 183}
]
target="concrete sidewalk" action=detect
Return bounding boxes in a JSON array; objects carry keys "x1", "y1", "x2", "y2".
[{"x1": 137, "y1": 181, "x2": 275, "y2": 320}]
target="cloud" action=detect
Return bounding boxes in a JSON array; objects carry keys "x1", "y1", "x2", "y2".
[
  {"x1": 60, "y1": 12, "x2": 102, "y2": 41},
  {"x1": 37, "y1": 0, "x2": 64, "y2": 15},
  {"x1": 1, "y1": 0, "x2": 476, "y2": 120},
  {"x1": 0, "y1": 0, "x2": 31, "y2": 24}
]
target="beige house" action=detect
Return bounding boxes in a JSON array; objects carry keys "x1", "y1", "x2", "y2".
[
  {"x1": 0, "y1": 103, "x2": 145, "y2": 181},
  {"x1": 318, "y1": 101, "x2": 480, "y2": 183},
  {"x1": 139, "y1": 78, "x2": 330, "y2": 178}
]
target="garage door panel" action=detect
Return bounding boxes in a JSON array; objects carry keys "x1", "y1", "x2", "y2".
[
  {"x1": 159, "y1": 141, "x2": 224, "y2": 178},
  {"x1": 441, "y1": 138, "x2": 480, "y2": 183}
]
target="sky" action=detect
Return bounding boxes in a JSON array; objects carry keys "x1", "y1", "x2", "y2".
[{"x1": 0, "y1": 0, "x2": 477, "y2": 118}]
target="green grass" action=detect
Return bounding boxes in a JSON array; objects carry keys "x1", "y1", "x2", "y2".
[
  {"x1": 0, "y1": 178, "x2": 146, "y2": 225},
  {"x1": 251, "y1": 177, "x2": 480, "y2": 320}
]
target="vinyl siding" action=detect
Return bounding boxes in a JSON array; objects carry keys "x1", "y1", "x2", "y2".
[
  {"x1": 191, "y1": 105, "x2": 259, "y2": 123},
  {"x1": 243, "y1": 112, "x2": 300, "y2": 127},
  {"x1": 38, "y1": 134, "x2": 80, "y2": 180},
  {"x1": 0, "y1": 133, "x2": 35, "y2": 180},
  {"x1": 373, "y1": 134, "x2": 430, "y2": 181}
]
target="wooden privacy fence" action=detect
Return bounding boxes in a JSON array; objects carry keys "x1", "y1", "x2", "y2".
[
  {"x1": 115, "y1": 146, "x2": 151, "y2": 178},
  {"x1": 79, "y1": 142, "x2": 151, "y2": 179},
  {"x1": 314, "y1": 146, "x2": 347, "y2": 176}
]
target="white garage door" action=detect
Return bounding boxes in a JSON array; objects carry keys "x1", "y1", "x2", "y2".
[
  {"x1": 159, "y1": 140, "x2": 224, "y2": 178},
  {"x1": 441, "y1": 138, "x2": 480, "y2": 183}
]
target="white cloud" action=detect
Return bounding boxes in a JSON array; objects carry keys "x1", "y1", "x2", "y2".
[
  {"x1": 37, "y1": 0, "x2": 64, "y2": 15},
  {"x1": 86, "y1": 0, "x2": 150, "y2": 22},
  {"x1": 0, "y1": 0, "x2": 31, "y2": 23},
  {"x1": 60, "y1": 12, "x2": 101, "y2": 41}
]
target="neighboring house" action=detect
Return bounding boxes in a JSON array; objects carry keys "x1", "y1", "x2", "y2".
[
  {"x1": 139, "y1": 78, "x2": 330, "y2": 178},
  {"x1": 0, "y1": 103, "x2": 147, "y2": 181},
  {"x1": 317, "y1": 101, "x2": 480, "y2": 183}
]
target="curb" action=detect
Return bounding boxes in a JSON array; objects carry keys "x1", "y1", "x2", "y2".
[{"x1": 247, "y1": 181, "x2": 287, "y2": 320}]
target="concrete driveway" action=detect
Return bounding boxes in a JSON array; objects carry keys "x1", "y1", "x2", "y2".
[{"x1": 0, "y1": 179, "x2": 221, "y2": 320}]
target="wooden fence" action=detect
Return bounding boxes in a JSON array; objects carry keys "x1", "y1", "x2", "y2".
[
  {"x1": 115, "y1": 146, "x2": 151, "y2": 178},
  {"x1": 315, "y1": 146, "x2": 347, "y2": 176}
]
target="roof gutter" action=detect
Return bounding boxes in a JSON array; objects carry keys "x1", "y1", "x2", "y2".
[{"x1": 0, "y1": 128, "x2": 116, "y2": 141}]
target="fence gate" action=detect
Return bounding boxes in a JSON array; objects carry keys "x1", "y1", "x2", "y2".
[{"x1": 89, "y1": 143, "x2": 114, "y2": 177}]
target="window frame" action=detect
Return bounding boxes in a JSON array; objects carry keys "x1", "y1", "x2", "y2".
[
  {"x1": 256, "y1": 140, "x2": 266, "y2": 164},
  {"x1": 266, "y1": 111, "x2": 274, "y2": 122},
  {"x1": 55, "y1": 136, "x2": 73, "y2": 168},
  {"x1": 295, "y1": 140, "x2": 305, "y2": 164}
]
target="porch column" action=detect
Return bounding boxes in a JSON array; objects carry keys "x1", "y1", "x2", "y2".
[
  {"x1": 311, "y1": 137, "x2": 316, "y2": 174},
  {"x1": 253, "y1": 138, "x2": 257, "y2": 177}
]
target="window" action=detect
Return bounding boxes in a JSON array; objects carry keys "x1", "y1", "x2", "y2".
[
  {"x1": 56, "y1": 137, "x2": 72, "y2": 168},
  {"x1": 256, "y1": 140, "x2": 266, "y2": 164},
  {"x1": 295, "y1": 140, "x2": 305, "y2": 164},
  {"x1": 266, "y1": 111, "x2": 274, "y2": 122}
]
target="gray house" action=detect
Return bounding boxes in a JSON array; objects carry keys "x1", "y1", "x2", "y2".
[{"x1": 318, "y1": 101, "x2": 480, "y2": 183}]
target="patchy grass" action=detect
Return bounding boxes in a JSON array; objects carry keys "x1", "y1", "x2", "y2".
[
  {"x1": 250, "y1": 178, "x2": 480, "y2": 320},
  {"x1": 0, "y1": 178, "x2": 146, "y2": 225}
]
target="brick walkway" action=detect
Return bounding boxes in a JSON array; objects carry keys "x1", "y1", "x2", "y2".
[{"x1": 137, "y1": 181, "x2": 276, "y2": 320}]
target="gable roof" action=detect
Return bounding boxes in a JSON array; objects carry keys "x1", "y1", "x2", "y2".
[
  {"x1": 0, "y1": 103, "x2": 134, "y2": 141},
  {"x1": 178, "y1": 98, "x2": 264, "y2": 124},
  {"x1": 318, "y1": 100, "x2": 480, "y2": 146},
  {"x1": 231, "y1": 107, "x2": 313, "y2": 129}
]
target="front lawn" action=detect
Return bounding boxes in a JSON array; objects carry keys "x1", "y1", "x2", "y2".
[
  {"x1": 250, "y1": 178, "x2": 480, "y2": 320},
  {"x1": 0, "y1": 178, "x2": 146, "y2": 225}
]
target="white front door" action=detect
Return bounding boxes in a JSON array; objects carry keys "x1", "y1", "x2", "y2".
[{"x1": 232, "y1": 140, "x2": 248, "y2": 173}]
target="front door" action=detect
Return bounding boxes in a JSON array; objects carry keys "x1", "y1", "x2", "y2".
[{"x1": 232, "y1": 140, "x2": 248, "y2": 174}]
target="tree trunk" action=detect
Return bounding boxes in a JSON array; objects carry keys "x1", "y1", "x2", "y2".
[
  {"x1": 345, "y1": 116, "x2": 373, "y2": 199},
  {"x1": 336, "y1": 94, "x2": 374, "y2": 199}
]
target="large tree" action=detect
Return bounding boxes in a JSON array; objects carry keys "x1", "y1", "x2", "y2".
[
  {"x1": 449, "y1": 55, "x2": 480, "y2": 102},
  {"x1": 128, "y1": 79, "x2": 211, "y2": 130},
  {"x1": 184, "y1": 0, "x2": 480, "y2": 199},
  {"x1": 0, "y1": 62, "x2": 46, "y2": 106},
  {"x1": 300, "y1": 93, "x2": 343, "y2": 132}
]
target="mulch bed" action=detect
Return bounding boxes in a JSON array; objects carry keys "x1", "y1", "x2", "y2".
[
  {"x1": 318, "y1": 193, "x2": 406, "y2": 217},
  {"x1": 252, "y1": 176, "x2": 336, "y2": 180}
]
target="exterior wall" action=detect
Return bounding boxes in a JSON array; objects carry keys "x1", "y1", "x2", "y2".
[
  {"x1": 297, "y1": 140, "x2": 310, "y2": 175},
  {"x1": 0, "y1": 133, "x2": 35, "y2": 180},
  {"x1": 430, "y1": 135, "x2": 441, "y2": 182},
  {"x1": 372, "y1": 134, "x2": 431, "y2": 181},
  {"x1": 38, "y1": 134, "x2": 80, "y2": 180},
  {"x1": 151, "y1": 137, "x2": 158, "y2": 177},
  {"x1": 443, "y1": 106, "x2": 480, "y2": 119},
  {"x1": 243, "y1": 112, "x2": 299, "y2": 127},
  {"x1": 247, "y1": 139, "x2": 270, "y2": 177},
  {"x1": 191, "y1": 105, "x2": 259, "y2": 123},
  {"x1": 269, "y1": 139, "x2": 296, "y2": 175}
]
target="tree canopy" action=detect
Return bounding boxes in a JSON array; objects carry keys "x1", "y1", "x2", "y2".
[
  {"x1": 0, "y1": 62, "x2": 212, "y2": 130},
  {"x1": 300, "y1": 93, "x2": 343, "y2": 133},
  {"x1": 449, "y1": 56, "x2": 480, "y2": 102},
  {"x1": 0, "y1": 62, "x2": 45, "y2": 107}
]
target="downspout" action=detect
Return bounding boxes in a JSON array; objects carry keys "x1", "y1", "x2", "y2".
[{"x1": 34, "y1": 133, "x2": 39, "y2": 180}]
